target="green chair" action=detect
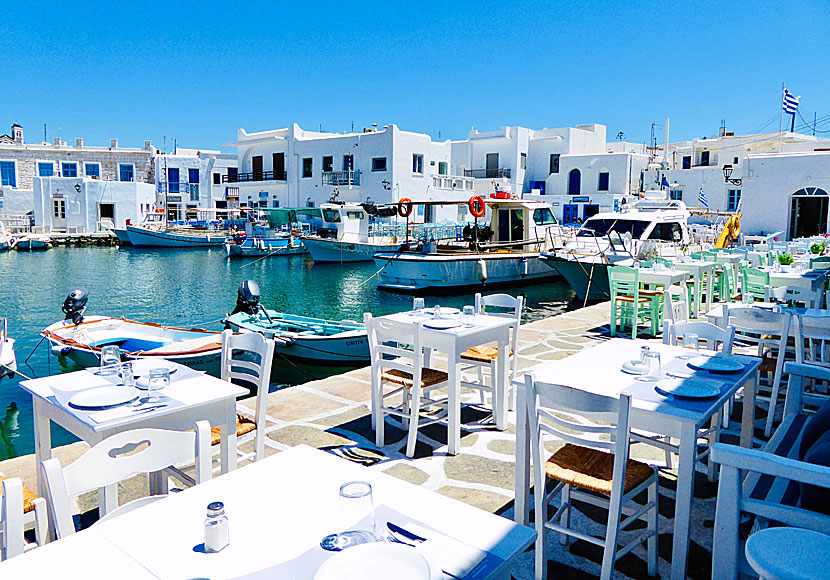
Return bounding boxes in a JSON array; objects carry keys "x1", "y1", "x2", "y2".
[
  {"x1": 810, "y1": 256, "x2": 830, "y2": 270},
  {"x1": 740, "y1": 262, "x2": 771, "y2": 302},
  {"x1": 608, "y1": 266, "x2": 661, "y2": 339}
]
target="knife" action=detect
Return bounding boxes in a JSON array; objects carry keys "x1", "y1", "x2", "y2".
[{"x1": 386, "y1": 523, "x2": 462, "y2": 580}]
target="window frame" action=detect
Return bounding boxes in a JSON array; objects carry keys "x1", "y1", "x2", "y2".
[
  {"x1": 38, "y1": 162, "x2": 54, "y2": 177},
  {"x1": 119, "y1": 163, "x2": 135, "y2": 182},
  {"x1": 371, "y1": 157, "x2": 387, "y2": 172},
  {"x1": 302, "y1": 157, "x2": 313, "y2": 178},
  {"x1": 412, "y1": 154, "x2": 424, "y2": 175},
  {"x1": 669, "y1": 189, "x2": 683, "y2": 201},
  {"x1": 0, "y1": 161, "x2": 16, "y2": 187},
  {"x1": 85, "y1": 163, "x2": 100, "y2": 178},
  {"x1": 682, "y1": 156, "x2": 691, "y2": 169},
  {"x1": 61, "y1": 162, "x2": 78, "y2": 178},
  {"x1": 727, "y1": 188, "x2": 742, "y2": 212},
  {"x1": 549, "y1": 154, "x2": 560, "y2": 174}
]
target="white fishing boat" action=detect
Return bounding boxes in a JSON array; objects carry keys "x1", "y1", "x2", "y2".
[
  {"x1": 0, "y1": 222, "x2": 16, "y2": 251},
  {"x1": 0, "y1": 319, "x2": 16, "y2": 380},
  {"x1": 13, "y1": 233, "x2": 52, "y2": 251},
  {"x1": 374, "y1": 196, "x2": 568, "y2": 293},
  {"x1": 41, "y1": 290, "x2": 223, "y2": 374},
  {"x1": 301, "y1": 202, "x2": 402, "y2": 263},
  {"x1": 540, "y1": 191, "x2": 693, "y2": 301},
  {"x1": 125, "y1": 208, "x2": 245, "y2": 248},
  {"x1": 224, "y1": 235, "x2": 306, "y2": 257}
]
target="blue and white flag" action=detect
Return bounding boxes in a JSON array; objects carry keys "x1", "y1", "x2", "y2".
[
  {"x1": 698, "y1": 185, "x2": 709, "y2": 208},
  {"x1": 661, "y1": 176, "x2": 670, "y2": 189},
  {"x1": 783, "y1": 86, "x2": 800, "y2": 114}
]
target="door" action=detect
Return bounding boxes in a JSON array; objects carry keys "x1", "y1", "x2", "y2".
[
  {"x1": 188, "y1": 168, "x2": 199, "y2": 201},
  {"x1": 424, "y1": 204, "x2": 433, "y2": 223},
  {"x1": 252, "y1": 156, "x2": 263, "y2": 180},
  {"x1": 568, "y1": 169, "x2": 581, "y2": 195},
  {"x1": 789, "y1": 188, "x2": 829, "y2": 238},
  {"x1": 52, "y1": 196, "x2": 67, "y2": 231},
  {"x1": 98, "y1": 202, "x2": 115, "y2": 228},
  {"x1": 486, "y1": 153, "x2": 499, "y2": 178},
  {"x1": 272, "y1": 153, "x2": 285, "y2": 179},
  {"x1": 563, "y1": 204, "x2": 578, "y2": 225},
  {"x1": 583, "y1": 204, "x2": 600, "y2": 220}
]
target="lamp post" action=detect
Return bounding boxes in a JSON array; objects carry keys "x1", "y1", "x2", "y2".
[{"x1": 722, "y1": 164, "x2": 742, "y2": 186}]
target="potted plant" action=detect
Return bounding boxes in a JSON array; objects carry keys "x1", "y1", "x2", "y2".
[
  {"x1": 811, "y1": 243, "x2": 824, "y2": 255},
  {"x1": 778, "y1": 253, "x2": 794, "y2": 266}
]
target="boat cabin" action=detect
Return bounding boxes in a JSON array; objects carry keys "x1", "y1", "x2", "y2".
[
  {"x1": 483, "y1": 199, "x2": 561, "y2": 247},
  {"x1": 318, "y1": 203, "x2": 373, "y2": 243},
  {"x1": 575, "y1": 195, "x2": 690, "y2": 245}
]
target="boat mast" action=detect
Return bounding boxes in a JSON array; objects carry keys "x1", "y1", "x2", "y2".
[{"x1": 162, "y1": 135, "x2": 168, "y2": 227}]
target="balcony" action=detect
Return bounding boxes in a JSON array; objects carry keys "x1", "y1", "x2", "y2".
[
  {"x1": 223, "y1": 170, "x2": 287, "y2": 183},
  {"x1": 431, "y1": 174, "x2": 475, "y2": 191},
  {"x1": 464, "y1": 168, "x2": 511, "y2": 179},
  {"x1": 158, "y1": 182, "x2": 199, "y2": 200},
  {"x1": 322, "y1": 170, "x2": 361, "y2": 186},
  {"x1": 225, "y1": 186, "x2": 240, "y2": 199}
]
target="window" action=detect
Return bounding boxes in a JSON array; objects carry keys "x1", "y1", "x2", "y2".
[
  {"x1": 532, "y1": 208, "x2": 557, "y2": 225},
  {"x1": 119, "y1": 164, "x2": 134, "y2": 182},
  {"x1": 727, "y1": 189, "x2": 741, "y2": 212},
  {"x1": 323, "y1": 156, "x2": 333, "y2": 172},
  {"x1": 62, "y1": 162, "x2": 77, "y2": 177},
  {"x1": 227, "y1": 167, "x2": 238, "y2": 180},
  {"x1": 669, "y1": 189, "x2": 683, "y2": 201},
  {"x1": 700, "y1": 151, "x2": 710, "y2": 166},
  {"x1": 188, "y1": 168, "x2": 199, "y2": 184},
  {"x1": 520, "y1": 153, "x2": 527, "y2": 170},
  {"x1": 85, "y1": 163, "x2": 100, "y2": 178},
  {"x1": 213, "y1": 172, "x2": 221, "y2": 185},
  {"x1": 438, "y1": 162, "x2": 448, "y2": 175},
  {"x1": 322, "y1": 208, "x2": 341, "y2": 222},
  {"x1": 598, "y1": 171, "x2": 610, "y2": 191},
  {"x1": 272, "y1": 199, "x2": 280, "y2": 208},
  {"x1": 567, "y1": 169, "x2": 581, "y2": 195},
  {"x1": 371, "y1": 157, "x2": 387, "y2": 172},
  {"x1": 342, "y1": 154, "x2": 354, "y2": 171},
  {"x1": 0, "y1": 161, "x2": 16, "y2": 187},
  {"x1": 682, "y1": 156, "x2": 691, "y2": 169},
  {"x1": 577, "y1": 218, "x2": 649, "y2": 239},
  {"x1": 52, "y1": 197, "x2": 66, "y2": 219},
  {"x1": 733, "y1": 157, "x2": 739, "y2": 164},
  {"x1": 648, "y1": 222, "x2": 683, "y2": 242},
  {"x1": 99, "y1": 203, "x2": 115, "y2": 220},
  {"x1": 549, "y1": 154, "x2": 560, "y2": 174},
  {"x1": 167, "y1": 167, "x2": 180, "y2": 192},
  {"x1": 38, "y1": 162, "x2": 54, "y2": 177},
  {"x1": 412, "y1": 154, "x2": 424, "y2": 174},
  {"x1": 302, "y1": 157, "x2": 313, "y2": 178}
]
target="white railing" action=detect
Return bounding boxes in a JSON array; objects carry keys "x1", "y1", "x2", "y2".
[{"x1": 431, "y1": 175, "x2": 475, "y2": 191}]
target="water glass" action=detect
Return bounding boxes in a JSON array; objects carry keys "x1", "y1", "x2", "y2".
[
  {"x1": 462, "y1": 305, "x2": 476, "y2": 327},
  {"x1": 680, "y1": 333, "x2": 700, "y2": 360},
  {"x1": 637, "y1": 351, "x2": 662, "y2": 381},
  {"x1": 146, "y1": 368, "x2": 170, "y2": 403},
  {"x1": 320, "y1": 481, "x2": 378, "y2": 551},
  {"x1": 742, "y1": 292, "x2": 754, "y2": 305},
  {"x1": 120, "y1": 362, "x2": 135, "y2": 389},
  {"x1": 99, "y1": 345, "x2": 122, "y2": 376},
  {"x1": 412, "y1": 297, "x2": 425, "y2": 315}
]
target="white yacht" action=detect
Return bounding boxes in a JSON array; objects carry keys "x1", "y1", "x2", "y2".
[
  {"x1": 540, "y1": 191, "x2": 691, "y2": 301},
  {"x1": 374, "y1": 198, "x2": 567, "y2": 293}
]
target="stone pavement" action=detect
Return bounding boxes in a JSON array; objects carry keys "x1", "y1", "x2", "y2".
[{"x1": 1, "y1": 301, "x2": 731, "y2": 579}]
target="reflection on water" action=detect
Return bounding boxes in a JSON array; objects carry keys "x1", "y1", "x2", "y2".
[{"x1": 0, "y1": 247, "x2": 574, "y2": 458}]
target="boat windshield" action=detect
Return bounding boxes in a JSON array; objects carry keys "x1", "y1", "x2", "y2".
[
  {"x1": 322, "y1": 209, "x2": 341, "y2": 223},
  {"x1": 577, "y1": 218, "x2": 650, "y2": 239},
  {"x1": 532, "y1": 208, "x2": 557, "y2": 225}
]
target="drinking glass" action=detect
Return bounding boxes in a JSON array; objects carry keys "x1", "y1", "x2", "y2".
[
  {"x1": 680, "y1": 333, "x2": 700, "y2": 360},
  {"x1": 637, "y1": 351, "x2": 661, "y2": 381},
  {"x1": 742, "y1": 292, "x2": 754, "y2": 305},
  {"x1": 146, "y1": 368, "x2": 170, "y2": 403},
  {"x1": 99, "y1": 345, "x2": 122, "y2": 376},
  {"x1": 412, "y1": 297, "x2": 425, "y2": 316},
  {"x1": 462, "y1": 305, "x2": 476, "y2": 327},
  {"x1": 320, "y1": 481, "x2": 378, "y2": 551}
]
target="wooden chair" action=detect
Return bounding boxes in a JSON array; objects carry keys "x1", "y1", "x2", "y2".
[
  {"x1": 460, "y1": 293, "x2": 523, "y2": 412},
  {"x1": 770, "y1": 285, "x2": 822, "y2": 309},
  {"x1": 42, "y1": 421, "x2": 211, "y2": 539},
  {"x1": 662, "y1": 289, "x2": 689, "y2": 325},
  {"x1": 217, "y1": 329, "x2": 275, "y2": 463},
  {"x1": 662, "y1": 320, "x2": 736, "y2": 353},
  {"x1": 0, "y1": 475, "x2": 46, "y2": 558},
  {"x1": 608, "y1": 265, "x2": 660, "y2": 338},
  {"x1": 810, "y1": 255, "x2": 830, "y2": 270},
  {"x1": 740, "y1": 262, "x2": 771, "y2": 302},
  {"x1": 526, "y1": 377, "x2": 658, "y2": 580},
  {"x1": 365, "y1": 313, "x2": 449, "y2": 458}
]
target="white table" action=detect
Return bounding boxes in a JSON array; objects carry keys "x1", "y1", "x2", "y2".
[
  {"x1": 675, "y1": 260, "x2": 716, "y2": 317},
  {"x1": 4, "y1": 445, "x2": 536, "y2": 579},
  {"x1": 637, "y1": 267, "x2": 688, "y2": 289},
  {"x1": 380, "y1": 311, "x2": 514, "y2": 454},
  {"x1": 513, "y1": 338, "x2": 760, "y2": 580},
  {"x1": 745, "y1": 527, "x2": 830, "y2": 580},
  {"x1": 20, "y1": 358, "x2": 246, "y2": 514},
  {"x1": 762, "y1": 267, "x2": 828, "y2": 293}
]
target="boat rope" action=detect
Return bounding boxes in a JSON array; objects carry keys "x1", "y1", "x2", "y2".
[
  {"x1": 354, "y1": 257, "x2": 393, "y2": 290},
  {"x1": 271, "y1": 348, "x2": 326, "y2": 381},
  {"x1": 0, "y1": 363, "x2": 32, "y2": 381},
  {"x1": 239, "y1": 250, "x2": 282, "y2": 269},
  {"x1": 23, "y1": 335, "x2": 47, "y2": 364}
]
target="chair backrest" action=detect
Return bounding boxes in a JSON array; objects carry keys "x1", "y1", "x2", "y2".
[
  {"x1": 364, "y1": 314, "x2": 424, "y2": 382},
  {"x1": 770, "y1": 285, "x2": 822, "y2": 309},
  {"x1": 475, "y1": 293, "x2": 524, "y2": 374},
  {"x1": 662, "y1": 320, "x2": 736, "y2": 353},
  {"x1": 810, "y1": 256, "x2": 830, "y2": 270},
  {"x1": 663, "y1": 290, "x2": 689, "y2": 324},
  {"x1": 0, "y1": 477, "x2": 24, "y2": 560},
  {"x1": 724, "y1": 304, "x2": 791, "y2": 352},
  {"x1": 608, "y1": 265, "x2": 640, "y2": 299},
  {"x1": 526, "y1": 377, "x2": 633, "y2": 503},
  {"x1": 42, "y1": 421, "x2": 211, "y2": 539},
  {"x1": 741, "y1": 263, "x2": 770, "y2": 301}
]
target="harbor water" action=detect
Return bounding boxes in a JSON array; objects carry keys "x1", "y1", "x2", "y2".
[{"x1": 0, "y1": 246, "x2": 575, "y2": 459}]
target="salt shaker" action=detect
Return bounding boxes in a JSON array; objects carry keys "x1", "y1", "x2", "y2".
[
  {"x1": 121, "y1": 362, "x2": 135, "y2": 389},
  {"x1": 204, "y1": 501, "x2": 229, "y2": 552}
]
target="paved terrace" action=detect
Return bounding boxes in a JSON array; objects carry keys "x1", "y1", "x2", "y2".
[{"x1": 1, "y1": 302, "x2": 735, "y2": 580}]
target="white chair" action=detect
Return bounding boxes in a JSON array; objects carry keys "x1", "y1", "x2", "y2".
[
  {"x1": 460, "y1": 293, "x2": 523, "y2": 411},
  {"x1": 662, "y1": 319, "x2": 736, "y2": 353},
  {"x1": 365, "y1": 313, "x2": 449, "y2": 458},
  {"x1": 0, "y1": 475, "x2": 46, "y2": 558},
  {"x1": 217, "y1": 329, "x2": 275, "y2": 463},
  {"x1": 770, "y1": 285, "x2": 822, "y2": 308},
  {"x1": 662, "y1": 289, "x2": 689, "y2": 324},
  {"x1": 526, "y1": 377, "x2": 658, "y2": 580},
  {"x1": 42, "y1": 421, "x2": 211, "y2": 539},
  {"x1": 722, "y1": 305, "x2": 792, "y2": 437}
]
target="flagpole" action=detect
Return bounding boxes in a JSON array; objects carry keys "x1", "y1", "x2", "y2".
[{"x1": 779, "y1": 82, "x2": 784, "y2": 152}]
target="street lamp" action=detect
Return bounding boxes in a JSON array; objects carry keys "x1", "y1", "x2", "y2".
[{"x1": 722, "y1": 164, "x2": 742, "y2": 186}]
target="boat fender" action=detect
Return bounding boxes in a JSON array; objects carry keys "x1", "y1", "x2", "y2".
[
  {"x1": 51, "y1": 344, "x2": 70, "y2": 356},
  {"x1": 397, "y1": 198, "x2": 413, "y2": 218},
  {"x1": 521, "y1": 258, "x2": 529, "y2": 277},
  {"x1": 468, "y1": 196, "x2": 486, "y2": 218},
  {"x1": 475, "y1": 258, "x2": 488, "y2": 282}
]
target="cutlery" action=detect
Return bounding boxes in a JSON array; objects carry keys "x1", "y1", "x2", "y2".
[
  {"x1": 667, "y1": 371, "x2": 695, "y2": 379},
  {"x1": 131, "y1": 404, "x2": 167, "y2": 415}
]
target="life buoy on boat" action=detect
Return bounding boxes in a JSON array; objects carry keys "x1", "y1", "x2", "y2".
[
  {"x1": 468, "y1": 196, "x2": 486, "y2": 218},
  {"x1": 398, "y1": 197, "x2": 413, "y2": 218}
]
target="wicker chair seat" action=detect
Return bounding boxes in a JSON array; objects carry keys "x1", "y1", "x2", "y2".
[
  {"x1": 638, "y1": 289, "x2": 664, "y2": 297},
  {"x1": 0, "y1": 477, "x2": 39, "y2": 514},
  {"x1": 615, "y1": 295, "x2": 651, "y2": 303},
  {"x1": 460, "y1": 345, "x2": 514, "y2": 363},
  {"x1": 210, "y1": 413, "x2": 257, "y2": 447},
  {"x1": 545, "y1": 444, "x2": 653, "y2": 495},
  {"x1": 382, "y1": 368, "x2": 448, "y2": 388}
]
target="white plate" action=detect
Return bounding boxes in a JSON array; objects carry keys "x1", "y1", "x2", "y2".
[
  {"x1": 422, "y1": 320, "x2": 462, "y2": 330},
  {"x1": 423, "y1": 307, "x2": 460, "y2": 317},
  {"x1": 655, "y1": 378, "x2": 721, "y2": 399},
  {"x1": 621, "y1": 360, "x2": 648, "y2": 375},
  {"x1": 68, "y1": 386, "x2": 139, "y2": 410},
  {"x1": 315, "y1": 543, "x2": 432, "y2": 580},
  {"x1": 687, "y1": 355, "x2": 744, "y2": 373}
]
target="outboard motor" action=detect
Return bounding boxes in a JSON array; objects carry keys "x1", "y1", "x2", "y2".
[
  {"x1": 232, "y1": 280, "x2": 261, "y2": 315},
  {"x1": 62, "y1": 288, "x2": 88, "y2": 325}
]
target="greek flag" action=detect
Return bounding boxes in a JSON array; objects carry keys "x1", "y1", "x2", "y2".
[
  {"x1": 698, "y1": 185, "x2": 709, "y2": 208},
  {"x1": 661, "y1": 176, "x2": 670, "y2": 189},
  {"x1": 783, "y1": 87, "x2": 800, "y2": 114}
]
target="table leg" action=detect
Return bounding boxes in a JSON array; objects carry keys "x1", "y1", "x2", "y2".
[
  {"x1": 693, "y1": 274, "x2": 701, "y2": 318},
  {"x1": 670, "y1": 422, "x2": 697, "y2": 580},
  {"x1": 494, "y1": 335, "x2": 508, "y2": 431},
  {"x1": 705, "y1": 267, "x2": 714, "y2": 314},
  {"x1": 740, "y1": 374, "x2": 757, "y2": 448},
  {"x1": 447, "y1": 347, "x2": 460, "y2": 455},
  {"x1": 219, "y1": 402, "x2": 238, "y2": 474},
  {"x1": 513, "y1": 378, "x2": 530, "y2": 526},
  {"x1": 33, "y1": 400, "x2": 55, "y2": 541}
]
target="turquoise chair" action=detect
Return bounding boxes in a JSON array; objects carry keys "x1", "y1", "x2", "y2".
[
  {"x1": 608, "y1": 266, "x2": 661, "y2": 338},
  {"x1": 740, "y1": 262, "x2": 771, "y2": 302}
]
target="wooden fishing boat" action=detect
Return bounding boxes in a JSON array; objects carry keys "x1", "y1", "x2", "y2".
[{"x1": 224, "y1": 236, "x2": 306, "y2": 258}]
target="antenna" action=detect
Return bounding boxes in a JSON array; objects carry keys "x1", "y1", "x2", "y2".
[{"x1": 43, "y1": 123, "x2": 47, "y2": 143}]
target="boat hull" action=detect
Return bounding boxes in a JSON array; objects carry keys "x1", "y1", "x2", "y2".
[
  {"x1": 373, "y1": 251, "x2": 558, "y2": 293},
  {"x1": 303, "y1": 237, "x2": 397, "y2": 263},
  {"x1": 224, "y1": 239, "x2": 306, "y2": 258},
  {"x1": 0, "y1": 338, "x2": 15, "y2": 379},
  {"x1": 125, "y1": 226, "x2": 226, "y2": 248},
  {"x1": 111, "y1": 229, "x2": 133, "y2": 244}
]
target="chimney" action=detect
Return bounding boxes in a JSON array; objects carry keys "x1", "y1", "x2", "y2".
[
  {"x1": 144, "y1": 140, "x2": 151, "y2": 150},
  {"x1": 53, "y1": 137, "x2": 61, "y2": 147},
  {"x1": 75, "y1": 138, "x2": 83, "y2": 148},
  {"x1": 372, "y1": 123, "x2": 378, "y2": 132},
  {"x1": 11, "y1": 124, "x2": 23, "y2": 144},
  {"x1": 110, "y1": 139, "x2": 118, "y2": 149}
]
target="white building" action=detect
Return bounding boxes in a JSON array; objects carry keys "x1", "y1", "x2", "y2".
[{"x1": 153, "y1": 148, "x2": 237, "y2": 219}]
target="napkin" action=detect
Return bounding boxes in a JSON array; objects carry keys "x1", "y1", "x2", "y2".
[
  {"x1": 407, "y1": 523, "x2": 504, "y2": 580},
  {"x1": 89, "y1": 405, "x2": 145, "y2": 424}
]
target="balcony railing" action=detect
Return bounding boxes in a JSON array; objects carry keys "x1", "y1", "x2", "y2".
[
  {"x1": 463, "y1": 168, "x2": 511, "y2": 179},
  {"x1": 158, "y1": 182, "x2": 199, "y2": 200},
  {"x1": 322, "y1": 170, "x2": 361, "y2": 186},
  {"x1": 225, "y1": 186, "x2": 240, "y2": 198},
  {"x1": 431, "y1": 174, "x2": 475, "y2": 191},
  {"x1": 223, "y1": 170, "x2": 287, "y2": 183}
]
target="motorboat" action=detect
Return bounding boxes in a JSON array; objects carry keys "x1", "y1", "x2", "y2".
[
  {"x1": 0, "y1": 319, "x2": 16, "y2": 380},
  {"x1": 223, "y1": 281, "x2": 369, "y2": 366},
  {"x1": 41, "y1": 289, "x2": 223, "y2": 374},
  {"x1": 13, "y1": 233, "x2": 52, "y2": 251},
  {"x1": 374, "y1": 196, "x2": 568, "y2": 293},
  {"x1": 301, "y1": 202, "x2": 403, "y2": 263},
  {"x1": 540, "y1": 191, "x2": 692, "y2": 301},
  {"x1": 0, "y1": 222, "x2": 16, "y2": 251},
  {"x1": 124, "y1": 208, "x2": 245, "y2": 248},
  {"x1": 224, "y1": 235, "x2": 306, "y2": 258}
]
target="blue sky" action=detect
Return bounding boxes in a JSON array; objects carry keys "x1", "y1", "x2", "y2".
[{"x1": 1, "y1": 1, "x2": 828, "y2": 152}]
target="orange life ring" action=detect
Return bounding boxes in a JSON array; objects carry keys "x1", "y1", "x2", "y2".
[
  {"x1": 468, "y1": 195, "x2": 485, "y2": 218},
  {"x1": 398, "y1": 197, "x2": 413, "y2": 218}
]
